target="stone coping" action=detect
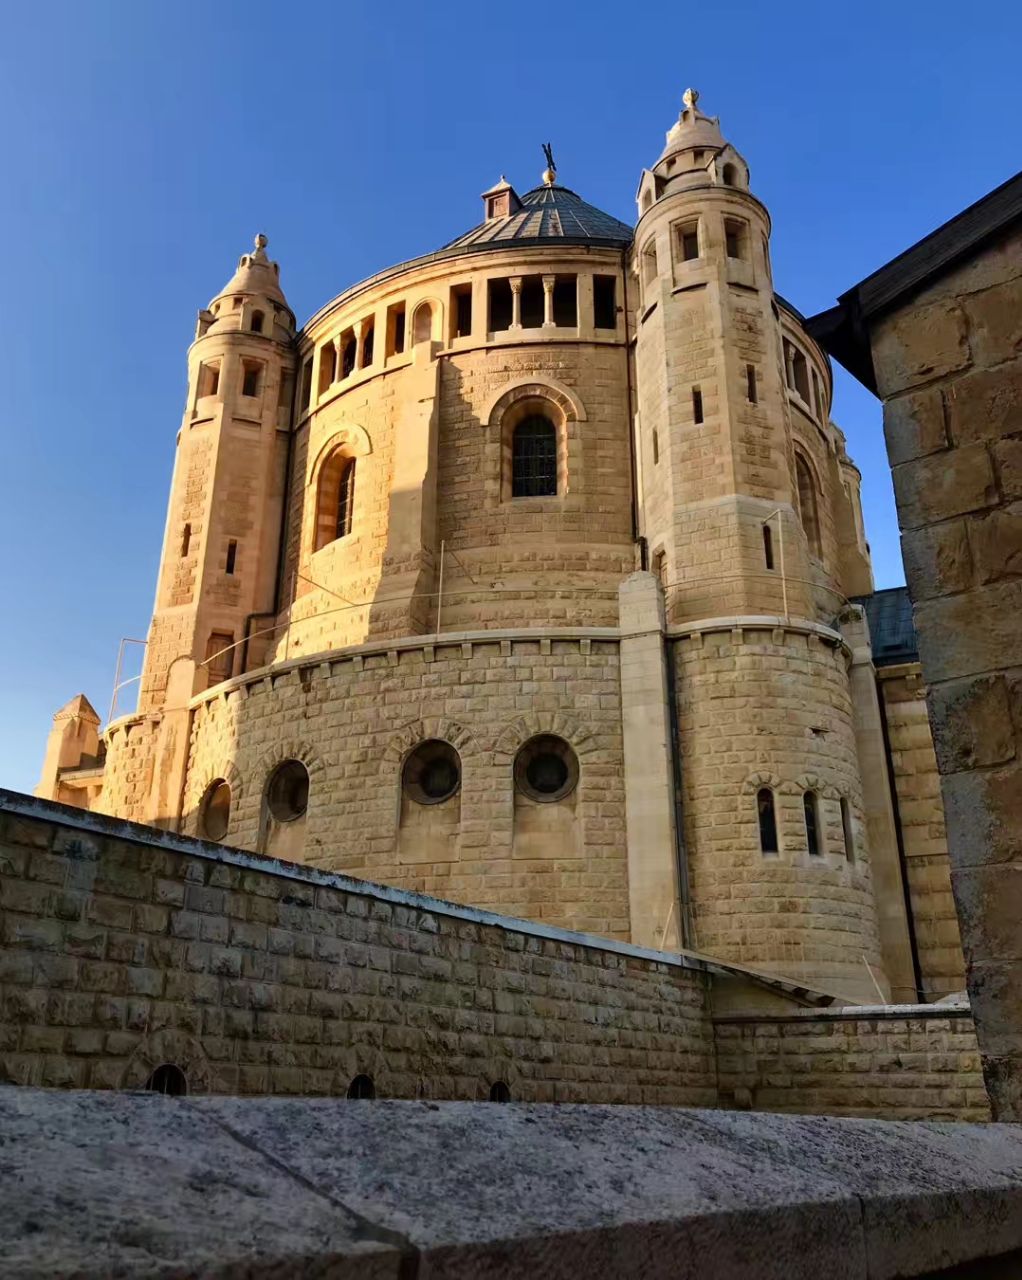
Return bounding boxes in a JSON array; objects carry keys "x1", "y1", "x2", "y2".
[
  {"x1": 5, "y1": 1089, "x2": 1022, "y2": 1278},
  {"x1": 0, "y1": 788, "x2": 834, "y2": 1007},
  {"x1": 715, "y1": 1001, "x2": 974, "y2": 1025}
]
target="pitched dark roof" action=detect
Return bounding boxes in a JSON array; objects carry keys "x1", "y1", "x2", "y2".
[
  {"x1": 807, "y1": 170, "x2": 1022, "y2": 393},
  {"x1": 852, "y1": 586, "x2": 919, "y2": 666},
  {"x1": 442, "y1": 185, "x2": 633, "y2": 252}
]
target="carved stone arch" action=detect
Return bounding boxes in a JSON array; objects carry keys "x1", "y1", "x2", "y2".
[
  {"x1": 796, "y1": 773, "x2": 824, "y2": 795},
  {"x1": 410, "y1": 296, "x2": 443, "y2": 344},
  {"x1": 184, "y1": 759, "x2": 244, "y2": 814},
  {"x1": 484, "y1": 377, "x2": 587, "y2": 430},
  {"x1": 477, "y1": 1058, "x2": 520, "y2": 1100},
  {"x1": 491, "y1": 713, "x2": 597, "y2": 765},
  {"x1": 380, "y1": 718, "x2": 480, "y2": 773},
  {"x1": 331, "y1": 1046, "x2": 391, "y2": 1097},
  {"x1": 122, "y1": 1030, "x2": 214, "y2": 1094},
  {"x1": 308, "y1": 423, "x2": 373, "y2": 489},
  {"x1": 742, "y1": 771, "x2": 784, "y2": 795},
  {"x1": 256, "y1": 741, "x2": 326, "y2": 800}
]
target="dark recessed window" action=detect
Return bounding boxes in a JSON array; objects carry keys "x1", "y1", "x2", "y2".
[
  {"x1": 511, "y1": 416, "x2": 557, "y2": 497},
  {"x1": 453, "y1": 284, "x2": 472, "y2": 339},
  {"x1": 145, "y1": 1063, "x2": 188, "y2": 1096},
  {"x1": 226, "y1": 540, "x2": 238, "y2": 575},
  {"x1": 593, "y1": 275, "x2": 617, "y2": 330},
  {"x1": 747, "y1": 365, "x2": 758, "y2": 404},
  {"x1": 489, "y1": 1081, "x2": 511, "y2": 1102},
  {"x1": 341, "y1": 335, "x2": 357, "y2": 378},
  {"x1": 488, "y1": 279, "x2": 513, "y2": 332},
  {"x1": 552, "y1": 276, "x2": 577, "y2": 327},
  {"x1": 336, "y1": 458, "x2": 356, "y2": 539},
  {"x1": 763, "y1": 524, "x2": 774, "y2": 571},
  {"x1": 678, "y1": 220, "x2": 699, "y2": 261},
  {"x1": 402, "y1": 739, "x2": 461, "y2": 805},
  {"x1": 200, "y1": 779, "x2": 231, "y2": 842},
  {"x1": 251, "y1": 310, "x2": 265, "y2": 334},
  {"x1": 692, "y1": 388, "x2": 704, "y2": 424},
  {"x1": 652, "y1": 429, "x2": 659, "y2": 465},
  {"x1": 347, "y1": 1073, "x2": 375, "y2": 1099},
  {"x1": 841, "y1": 797, "x2": 855, "y2": 863},
  {"x1": 514, "y1": 735, "x2": 579, "y2": 803},
  {"x1": 520, "y1": 276, "x2": 544, "y2": 328},
  {"x1": 181, "y1": 523, "x2": 191, "y2": 557},
  {"x1": 242, "y1": 361, "x2": 261, "y2": 398},
  {"x1": 804, "y1": 791, "x2": 821, "y2": 857},
  {"x1": 757, "y1": 788, "x2": 778, "y2": 855},
  {"x1": 266, "y1": 760, "x2": 310, "y2": 823}
]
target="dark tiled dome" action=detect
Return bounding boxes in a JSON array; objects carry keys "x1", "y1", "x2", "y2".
[{"x1": 442, "y1": 185, "x2": 633, "y2": 252}]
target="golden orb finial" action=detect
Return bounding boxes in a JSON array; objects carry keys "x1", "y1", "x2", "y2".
[{"x1": 683, "y1": 87, "x2": 699, "y2": 112}]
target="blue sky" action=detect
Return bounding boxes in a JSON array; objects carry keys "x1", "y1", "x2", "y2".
[{"x1": 1, "y1": 0, "x2": 1019, "y2": 794}]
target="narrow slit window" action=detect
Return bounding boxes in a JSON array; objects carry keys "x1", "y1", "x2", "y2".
[
  {"x1": 763, "y1": 524, "x2": 774, "y2": 570},
  {"x1": 341, "y1": 333, "x2": 357, "y2": 379},
  {"x1": 593, "y1": 275, "x2": 617, "y2": 329},
  {"x1": 361, "y1": 322, "x2": 374, "y2": 369},
  {"x1": 299, "y1": 358, "x2": 313, "y2": 412},
  {"x1": 387, "y1": 302, "x2": 406, "y2": 356},
  {"x1": 226, "y1": 540, "x2": 237, "y2": 575},
  {"x1": 642, "y1": 239, "x2": 658, "y2": 288},
  {"x1": 181, "y1": 523, "x2": 191, "y2": 557},
  {"x1": 841, "y1": 797, "x2": 855, "y2": 863},
  {"x1": 747, "y1": 364, "x2": 758, "y2": 404},
  {"x1": 652, "y1": 429, "x2": 659, "y2": 465},
  {"x1": 804, "y1": 791, "x2": 821, "y2": 857},
  {"x1": 692, "y1": 387, "x2": 704, "y2": 424},
  {"x1": 251, "y1": 310, "x2": 265, "y2": 334},
  {"x1": 757, "y1": 788, "x2": 778, "y2": 854},
  {"x1": 336, "y1": 458, "x2": 356, "y2": 538}
]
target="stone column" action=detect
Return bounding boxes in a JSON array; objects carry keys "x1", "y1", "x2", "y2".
[
  {"x1": 542, "y1": 275, "x2": 556, "y2": 328},
  {"x1": 619, "y1": 572, "x2": 684, "y2": 951},
  {"x1": 509, "y1": 277, "x2": 522, "y2": 330},
  {"x1": 333, "y1": 336, "x2": 342, "y2": 384},
  {"x1": 355, "y1": 319, "x2": 368, "y2": 372},
  {"x1": 844, "y1": 606, "x2": 919, "y2": 1003}
]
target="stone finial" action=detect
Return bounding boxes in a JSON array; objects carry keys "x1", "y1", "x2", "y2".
[
  {"x1": 252, "y1": 233, "x2": 269, "y2": 262},
  {"x1": 683, "y1": 87, "x2": 699, "y2": 112}
]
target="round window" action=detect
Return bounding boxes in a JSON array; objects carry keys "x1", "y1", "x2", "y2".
[
  {"x1": 199, "y1": 779, "x2": 231, "y2": 842},
  {"x1": 266, "y1": 759, "x2": 310, "y2": 822},
  {"x1": 514, "y1": 735, "x2": 579, "y2": 803},
  {"x1": 402, "y1": 740, "x2": 461, "y2": 805}
]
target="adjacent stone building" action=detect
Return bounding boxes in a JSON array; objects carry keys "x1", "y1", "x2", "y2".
[{"x1": 37, "y1": 90, "x2": 966, "y2": 1009}]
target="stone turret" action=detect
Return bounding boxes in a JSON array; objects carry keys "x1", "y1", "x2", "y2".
[{"x1": 36, "y1": 694, "x2": 102, "y2": 808}]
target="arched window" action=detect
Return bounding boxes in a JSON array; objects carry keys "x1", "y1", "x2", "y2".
[
  {"x1": 514, "y1": 735, "x2": 579, "y2": 803},
  {"x1": 347, "y1": 1073, "x2": 375, "y2": 1099},
  {"x1": 145, "y1": 1063, "x2": 188, "y2": 1096},
  {"x1": 199, "y1": 779, "x2": 231, "y2": 842},
  {"x1": 757, "y1": 788, "x2": 779, "y2": 854},
  {"x1": 315, "y1": 450, "x2": 357, "y2": 549},
  {"x1": 251, "y1": 310, "x2": 265, "y2": 334},
  {"x1": 489, "y1": 1081, "x2": 511, "y2": 1102},
  {"x1": 511, "y1": 416, "x2": 557, "y2": 497},
  {"x1": 795, "y1": 453, "x2": 822, "y2": 558},
  {"x1": 412, "y1": 302, "x2": 433, "y2": 344},
  {"x1": 402, "y1": 740, "x2": 461, "y2": 805},
  {"x1": 803, "y1": 790, "x2": 821, "y2": 857},
  {"x1": 265, "y1": 759, "x2": 309, "y2": 823},
  {"x1": 722, "y1": 162, "x2": 737, "y2": 186}
]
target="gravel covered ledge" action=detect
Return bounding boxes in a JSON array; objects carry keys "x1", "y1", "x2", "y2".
[{"x1": 5, "y1": 1089, "x2": 1022, "y2": 1279}]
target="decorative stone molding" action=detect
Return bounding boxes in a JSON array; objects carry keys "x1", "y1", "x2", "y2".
[
  {"x1": 121, "y1": 1030, "x2": 213, "y2": 1094},
  {"x1": 307, "y1": 423, "x2": 373, "y2": 488},
  {"x1": 381, "y1": 718, "x2": 481, "y2": 770},
  {"x1": 484, "y1": 377, "x2": 587, "y2": 428},
  {"x1": 491, "y1": 713, "x2": 597, "y2": 763}
]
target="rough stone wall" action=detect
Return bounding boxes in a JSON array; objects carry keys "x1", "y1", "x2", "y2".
[
  {"x1": 673, "y1": 622, "x2": 885, "y2": 1001},
  {"x1": 878, "y1": 664, "x2": 965, "y2": 999},
  {"x1": 0, "y1": 796, "x2": 714, "y2": 1103},
  {"x1": 181, "y1": 635, "x2": 630, "y2": 939},
  {"x1": 714, "y1": 1008, "x2": 990, "y2": 1121},
  {"x1": 871, "y1": 223, "x2": 1022, "y2": 1118},
  {"x1": 94, "y1": 718, "x2": 161, "y2": 825}
]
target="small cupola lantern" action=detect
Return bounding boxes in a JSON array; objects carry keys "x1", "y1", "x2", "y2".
[{"x1": 481, "y1": 176, "x2": 522, "y2": 222}]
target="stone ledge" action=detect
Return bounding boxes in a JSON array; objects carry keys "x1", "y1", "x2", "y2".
[{"x1": 5, "y1": 1089, "x2": 1022, "y2": 1278}]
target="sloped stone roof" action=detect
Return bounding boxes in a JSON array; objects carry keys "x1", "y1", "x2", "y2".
[{"x1": 442, "y1": 185, "x2": 633, "y2": 252}]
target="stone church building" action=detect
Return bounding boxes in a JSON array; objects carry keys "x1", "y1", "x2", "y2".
[{"x1": 37, "y1": 91, "x2": 965, "y2": 1009}]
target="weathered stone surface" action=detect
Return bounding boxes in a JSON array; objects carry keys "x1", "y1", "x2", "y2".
[
  {"x1": 872, "y1": 299, "x2": 971, "y2": 397},
  {"x1": 947, "y1": 360, "x2": 1022, "y2": 446},
  {"x1": 6, "y1": 1089, "x2": 1022, "y2": 1279},
  {"x1": 892, "y1": 443, "x2": 998, "y2": 531},
  {"x1": 884, "y1": 387, "x2": 949, "y2": 465},
  {"x1": 929, "y1": 675, "x2": 1016, "y2": 774},
  {"x1": 901, "y1": 520, "x2": 973, "y2": 600}
]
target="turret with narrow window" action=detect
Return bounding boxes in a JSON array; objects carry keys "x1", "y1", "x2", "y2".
[{"x1": 129, "y1": 234, "x2": 297, "y2": 822}]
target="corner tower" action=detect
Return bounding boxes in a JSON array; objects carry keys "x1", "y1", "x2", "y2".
[
  {"x1": 630, "y1": 93, "x2": 893, "y2": 999},
  {"x1": 139, "y1": 235, "x2": 297, "y2": 715}
]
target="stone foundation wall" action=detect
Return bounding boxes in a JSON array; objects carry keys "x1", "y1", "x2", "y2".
[
  {"x1": 878, "y1": 664, "x2": 965, "y2": 999},
  {"x1": 714, "y1": 1007, "x2": 990, "y2": 1121},
  {"x1": 0, "y1": 793, "x2": 714, "y2": 1103},
  {"x1": 182, "y1": 632, "x2": 630, "y2": 939}
]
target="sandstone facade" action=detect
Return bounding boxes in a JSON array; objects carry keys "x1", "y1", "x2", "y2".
[{"x1": 37, "y1": 91, "x2": 962, "y2": 1009}]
